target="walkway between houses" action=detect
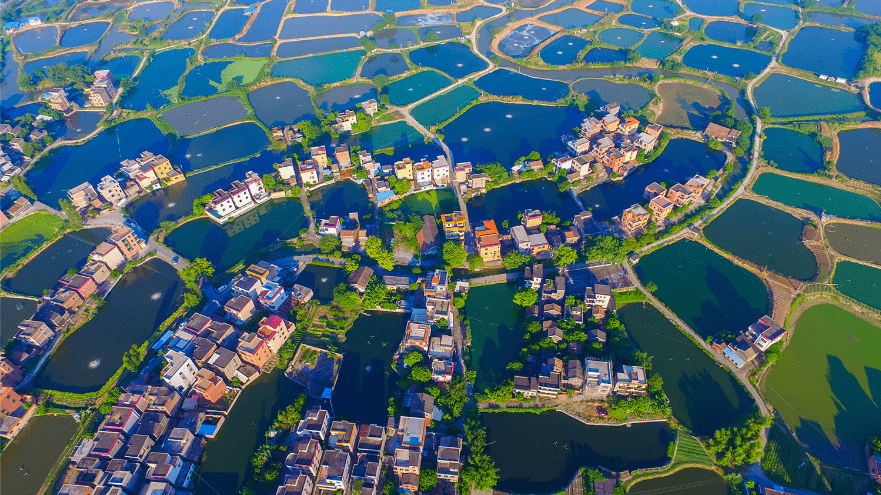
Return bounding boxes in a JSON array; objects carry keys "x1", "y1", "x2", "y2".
[
  {"x1": 621, "y1": 262, "x2": 770, "y2": 418},
  {"x1": 299, "y1": 186, "x2": 319, "y2": 243}
]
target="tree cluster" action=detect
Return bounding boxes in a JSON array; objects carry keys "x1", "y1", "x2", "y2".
[{"x1": 365, "y1": 236, "x2": 395, "y2": 270}]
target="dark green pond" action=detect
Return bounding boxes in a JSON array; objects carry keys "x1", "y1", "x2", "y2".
[
  {"x1": 308, "y1": 180, "x2": 372, "y2": 220},
  {"x1": 196, "y1": 369, "x2": 304, "y2": 495},
  {"x1": 468, "y1": 178, "x2": 581, "y2": 230},
  {"x1": 826, "y1": 223, "x2": 881, "y2": 265},
  {"x1": 634, "y1": 240, "x2": 769, "y2": 338},
  {"x1": 629, "y1": 467, "x2": 727, "y2": 495},
  {"x1": 752, "y1": 173, "x2": 881, "y2": 222},
  {"x1": 35, "y1": 259, "x2": 184, "y2": 393},
  {"x1": 385, "y1": 189, "x2": 459, "y2": 218},
  {"x1": 578, "y1": 138, "x2": 726, "y2": 222},
  {"x1": 3, "y1": 227, "x2": 111, "y2": 297},
  {"x1": 164, "y1": 199, "x2": 307, "y2": 273},
  {"x1": 465, "y1": 282, "x2": 524, "y2": 390},
  {"x1": 832, "y1": 261, "x2": 881, "y2": 311},
  {"x1": 411, "y1": 85, "x2": 481, "y2": 127},
  {"x1": 270, "y1": 50, "x2": 365, "y2": 86},
  {"x1": 836, "y1": 128, "x2": 881, "y2": 186},
  {"x1": 618, "y1": 303, "x2": 755, "y2": 436},
  {"x1": 28, "y1": 118, "x2": 169, "y2": 207},
  {"x1": 483, "y1": 411, "x2": 673, "y2": 493},
  {"x1": 753, "y1": 74, "x2": 863, "y2": 118},
  {"x1": 295, "y1": 264, "x2": 345, "y2": 303},
  {"x1": 383, "y1": 70, "x2": 452, "y2": 107},
  {"x1": 1, "y1": 297, "x2": 38, "y2": 345},
  {"x1": 0, "y1": 415, "x2": 78, "y2": 495},
  {"x1": 704, "y1": 199, "x2": 817, "y2": 280},
  {"x1": 762, "y1": 127, "x2": 824, "y2": 174},
  {"x1": 333, "y1": 312, "x2": 407, "y2": 424}
]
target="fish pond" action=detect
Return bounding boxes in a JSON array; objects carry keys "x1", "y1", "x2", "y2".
[
  {"x1": 629, "y1": 467, "x2": 727, "y2": 495},
  {"x1": 704, "y1": 199, "x2": 817, "y2": 280},
  {"x1": 397, "y1": 13, "x2": 453, "y2": 26},
  {"x1": 764, "y1": 303, "x2": 881, "y2": 469},
  {"x1": 333, "y1": 311, "x2": 406, "y2": 424},
  {"x1": 271, "y1": 50, "x2": 364, "y2": 85},
  {"x1": 186, "y1": 58, "x2": 265, "y2": 98},
  {"x1": 97, "y1": 55, "x2": 141, "y2": 80},
  {"x1": 13, "y1": 26, "x2": 59, "y2": 54},
  {"x1": 684, "y1": 0, "x2": 739, "y2": 16},
  {"x1": 238, "y1": 0, "x2": 288, "y2": 42},
  {"x1": 682, "y1": 44, "x2": 771, "y2": 79},
  {"x1": 409, "y1": 42, "x2": 488, "y2": 78},
  {"x1": 441, "y1": 101, "x2": 584, "y2": 166},
  {"x1": 630, "y1": 0, "x2": 681, "y2": 18},
  {"x1": 634, "y1": 240, "x2": 769, "y2": 338},
  {"x1": 832, "y1": 261, "x2": 881, "y2": 311},
  {"x1": 418, "y1": 25, "x2": 462, "y2": 42},
  {"x1": 761, "y1": 127, "x2": 824, "y2": 174},
  {"x1": 165, "y1": 199, "x2": 307, "y2": 273},
  {"x1": 743, "y1": 3, "x2": 799, "y2": 31},
  {"x1": 753, "y1": 74, "x2": 863, "y2": 118},
  {"x1": 209, "y1": 9, "x2": 249, "y2": 39},
  {"x1": 617, "y1": 14, "x2": 661, "y2": 30},
  {"x1": 825, "y1": 222, "x2": 881, "y2": 265},
  {"x1": 3, "y1": 227, "x2": 110, "y2": 297},
  {"x1": 196, "y1": 369, "x2": 304, "y2": 495},
  {"x1": 129, "y1": 1, "x2": 175, "y2": 20},
  {"x1": 469, "y1": 178, "x2": 581, "y2": 231},
  {"x1": 308, "y1": 180, "x2": 372, "y2": 220},
  {"x1": 475, "y1": 69, "x2": 569, "y2": 102},
  {"x1": 806, "y1": 12, "x2": 874, "y2": 30},
  {"x1": 162, "y1": 10, "x2": 214, "y2": 40},
  {"x1": 383, "y1": 188, "x2": 459, "y2": 219},
  {"x1": 635, "y1": 31, "x2": 681, "y2": 59},
  {"x1": 465, "y1": 282, "x2": 525, "y2": 389},
  {"x1": 23, "y1": 51, "x2": 88, "y2": 74},
  {"x1": 586, "y1": 0, "x2": 623, "y2": 13},
  {"x1": 360, "y1": 53, "x2": 409, "y2": 78},
  {"x1": 597, "y1": 27, "x2": 644, "y2": 48},
  {"x1": 538, "y1": 8, "x2": 601, "y2": 29},
  {"x1": 275, "y1": 37, "x2": 361, "y2": 58},
  {"x1": 655, "y1": 82, "x2": 723, "y2": 129},
  {"x1": 618, "y1": 303, "x2": 755, "y2": 435},
  {"x1": 203, "y1": 43, "x2": 272, "y2": 59},
  {"x1": 484, "y1": 411, "x2": 673, "y2": 493},
  {"x1": 539, "y1": 35, "x2": 589, "y2": 66},
  {"x1": 782, "y1": 26, "x2": 862, "y2": 79},
  {"x1": 577, "y1": 138, "x2": 725, "y2": 222},
  {"x1": 278, "y1": 13, "x2": 381, "y2": 39},
  {"x1": 294, "y1": 0, "x2": 328, "y2": 14},
  {"x1": 127, "y1": 150, "x2": 282, "y2": 231},
  {"x1": 375, "y1": 28, "x2": 418, "y2": 49},
  {"x1": 35, "y1": 259, "x2": 184, "y2": 393},
  {"x1": 571, "y1": 78, "x2": 652, "y2": 111},
  {"x1": 174, "y1": 122, "x2": 269, "y2": 171},
  {"x1": 704, "y1": 21, "x2": 756, "y2": 44},
  {"x1": 752, "y1": 173, "x2": 881, "y2": 221},
  {"x1": 383, "y1": 70, "x2": 451, "y2": 106},
  {"x1": 836, "y1": 128, "x2": 881, "y2": 186},
  {"x1": 411, "y1": 85, "x2": 481, "y2": 127},
  {"x1": 28, "y1": 118, "x2": 169, "y2": 206},
  {"x1": 160, "y1": 96, "x2": 249, "y2": 136},
  {"x1": 457, "y1": 5, "x2": 502, "y2": 22},
  {"x1": 581, "y1": 47, "x2": 627, "y2": 64},
  {"x1": 314, "y1": 83, "x2": 377, "y2": 112},
  {"x1": 123, "y1": 48, "x2": 193, "y2": 111},
  {"x1": 249, "y1": 81, "x2": 314, "y2": 128},
  {"x1": 60, "y1": 21, "x2": 109, "y2": 48},
  {"x1": 331, "y1": 0, "x2": 369, "y2": 10},
  {"x1": 295, "y1": 263, "x2": 345, "y2": 303},
  {"x1": 341, "y1": 120, "x2": 423, "y2": 151},
  {"x1": 0, "y1": 415, "x2": 79, "y2": 495},
  {"x1": 375, "y1": 0, "x2": 420, "y2": 12}
]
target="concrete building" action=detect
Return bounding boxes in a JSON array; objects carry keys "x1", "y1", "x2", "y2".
[
  {"x1": 161, "y1": 351, "x2": 198, "y2": 393},
  {"x1": 68, "y1": 182, "x2": 99, "y2": 209},
  {"x1": 583, "y1": 359, "x2": 614, "y2": 398}
]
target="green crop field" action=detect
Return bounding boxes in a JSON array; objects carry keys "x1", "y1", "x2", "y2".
[
  {"x1": 220, "y1": 59, "x2": 267, "y2": 86},
  {"x1": 764, "y1": 304, "x2": 881, "y2": 469},
  {"x1": 675, "y1": 434, "x2": 714, "y2": 466}
]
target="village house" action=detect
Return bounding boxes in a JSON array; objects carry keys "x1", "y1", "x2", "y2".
[
  {"x1": 432, "y1": 156, "x2": 450, "y2": 184},
  {"x1": 257, "y1": 281, "x2": 288, "y2": 311},
  {"x1": 41, "y1": 87, "x2": 70, "y2": 111},
  {"x1": 437, "y1": 436, "x2": 463, "y2": 482},
  {"x1": 403, "y1": 321, "x2": 431, "y2": 352},
  {"x1": 522, "y1": 209, "x2": 543, "y2": 229},
  {"x1": 583, "y1": 359, "x2": 614, "y2": 398},
  {"x1": 256, "y1": 315, "x2": 292, "y2": 353},
  {"x1": 393, "y1": 416, "x2": 426, "y2": 476},
  {"x1": 644, "y1": 182, "x2": 666, "y2": 200},
  {"x1": 685, "y1": 174, "x2": 711, "y2": 196},
  {"x1": 192, "y1": 369, "x2": 225, "y2": 403},
  {"x1": 96, "y1": 175, "x2": 126, "y2": 204},
  {"x1": 317, "y1": 449, "x2": 353, "y2": 491},
  {"x1": 348, "y1": 266, "x2": 374, "y2": 294},
  {"x1": 87, "y1": 70, "x2": 116, "y2": 107},
  {"x1": 614, "y1": 365, "x2": 647, "y2": 396},
  {"x1": 394, "y1": 157, "x2": 414, "y2": 180},
  {"x1": 278, "y1": 158, "x2": 297, "y2": 185},
  {"x1": 665, "y1": 183, "x2": 695, "y2": 207},
  {"x1": 648, "y1": 194, "x2": 674, "y2": 223},
  {"x1": 319, "y1": 216, "x2": 342, "y2": 236},
  {"x1": 703, "y1": 122, "x2": 741, "y2": 147},
  {"x1": 290, "y1": 284, "x2": 314, "y2": 306},
  {"x1": 224, "y1": 295, "x2": 256, "y2": 325},
  {"x1": 336, "y1": 111, "x2": 358, "y2": 132},
  {"x1": 277, "y1": 473, "x2": 314, "y2": 495},
  {"x1": 356, "y1": 424, "x2": 386, "y2": 455},
  {"x1": 414, "y1": 159, "x2": 433, "y2": 186},
  {"x1": 0, "y1": 387, "x2": 33, "y2": 439},
  {"x1": 335, "y1": 144, "x2": 352, "y2": 169},
  {"x1": 288, "y1": 438, "x2": 323, "y2": 476},
  {"x1": 416, "y1": 214, "x2": 441, "y2": 256},
  {"x1": 584, "y1": 284, "x2": 612, "y2": 309},
  {"x1": 442, "y1": 211, "x2": 467, "y2": 240},
  {"x1": 455, "y1": 162, "x2": 472, "y2": 183},
  {"x1": 0, "y1": 359, "x2": 23, "y2": 387},
  {"x1": 109, "y1": 226, "x2": 147, "y2": 260},
  {"x1": 328, "y1": 420, "x2": 357, "y2": 452},
  {"x1": 359, "y1": 150, "x2": 380, "y2": 177},
  {"x1": 237, "y1": 332, "x2": 273, "y2": 369},
  {"x1": 297, "y1": 408, "x2": 330, "y2": 441},
  {"x1": 361, "y1": 99, "x2": 378, "y2": 116},
  {"x1": 298, "y1": 159, "x2": 319, "y2": 185},
  {"x1": 66, "y1": 274, "x2": 98, "y2": 299},
  {"x1": 514, "y1": 375, "x2": 539, "y2": 398},
  {"x1": 620, "y1": 117, "x2": 640, "y2": 135},
  {"x1": 16, "y1": 319, "x2": 55, "y2": 348},
  {"x1": 68, "y1": 182, "x2": 100, "y2": 210},
  {"x1": 310, "y1": 146, "x2": 329, "y2": 168},
  {"x1": 620, "y1": 204, "x2": 650, "y2": 234},
  {"x1": 746, "y1": 315, "x2": 785, "y2": 351},
  {"x1": 431, "y1": 359, "x2": 454, "y2": 383}
]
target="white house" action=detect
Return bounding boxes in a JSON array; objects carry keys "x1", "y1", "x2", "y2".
[
  {"x1": 431, "y1": 156, "x2": 450, "y2": 184},
  {"x1": 162, "y1": 351, "x2": 198, "y2": 393}
]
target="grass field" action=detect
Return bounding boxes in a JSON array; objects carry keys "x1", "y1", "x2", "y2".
[
  {"x1": 220, "y1": 59, "x2": 266, "y2": 86},
  {"x1": 764, "y1": 303, "x2": 881, "y2": 469},
  {"x1": 0, "y1": 212, "x2": 65, "y2": 270},
  {"x1": 384, "y1": 189, "x2": 460, "y2": 219},
  {"x1": 762, "y1": 423, "x2": 875, "y2": 495},
  {"x1": 675, "y1": 434, "x2": 714, "y2": 466}
]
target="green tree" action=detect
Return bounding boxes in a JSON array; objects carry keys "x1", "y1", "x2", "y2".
[
  {"x1": 58, "y1": 199, "x2": 83, "y2": 230},
  {"x1": 404, "y1": 350, "x2": 424, "y2": 367},
  {"x1": 502, "y1": 250, "x2": 531, "y2": 270},
  {"x1": 443, "y1": 241, "x2": 468, "y2": 267},
  {"x1": 436, "y1": 318, "x2": 449, "y2": 330},
  {"x1": 513, "y1": 288, "x2": 538, "y2": 306},
  {"x1": 333, "y1": 284, "x2": 360, "y2": 310},
  {"x1": 584, "y1": 235, "x2": 627, "y2": 263},
  {"x1": 10, "y1": 176, "x2": 36, "y2": 200},
  {"x1": 365, "y1": 236, "x2": 395, "y2": 270},
  {"x1": 645, "y1": 281, "x2": 658, "y2": 293},
  {"x1": 708, "y1": 138, "x2": 723, "y2": 150},
  {"x1": 419, "y1": 468, "x2": 438, "y2": 491},
  {"x1": 319, "y1": 235, "x2": 342, "y2": 254},
  {"x1": 193, "y1": 193, "x2": 213, "y2": 216},
  {"x1": 468, "y1": 254, "x2": 484, "y2": 271},
  {"x1": 180, "y1": 258, "x2": 214, "y2": 291},
  {"x1": 344, "y1": 257, "x2": 360, "y2": 274},
  {"x1": 67, "y1": 268, "x2": 77, "y2": 277},
  {"x1": 359, "y1": 37, "x2": 377, "y2": 51},
  {"x1": 183, "y1": 291, "x2": 202, "y2": 308},
  {"x1": 122, "y1": 345, "x2": 144, "y2": 372},
  {"x1": 750, "y1": 13, "x2": 764, "y2": 25},
  {"x1": 411, "y1": 364, "x2": 432, "y2": 382},
  {"x1": 373, "y1": 74, "x2": 390, "y2": 89},
  {"x1": 759, "y1": 107, "x2": 771, "y2": 120},
  {"x1": 453, "y1": 294, "x2": 466, "y2": 308},
  {"x1": 388, "y1": 175, "x2": 411, "y2": 196},
  {"x1": 553, "y1": 245, "x2": 578, "y2": 267},
  {"x1": 361, "y1": 276, "x2": 389, "y2": 309}
]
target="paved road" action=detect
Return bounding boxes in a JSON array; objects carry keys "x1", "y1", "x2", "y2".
[{"x1": 621, "y1": 262, "x2": 770, "y2": 416}]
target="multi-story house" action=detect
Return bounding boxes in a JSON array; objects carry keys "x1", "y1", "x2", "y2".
[
  {"x1": 161, "y1": 351, "x2": 198, "y2": 393},
  {"x1": 648, "y1": 194, "x2": 674, "y2": 223},
  {"x1": 403, "y1": 321, "x2": 430, "y2": 352},
  {"x1": 329, "y1": 421, "x2": 358, "y2": 452},
  {"x1": 16, "y1": 320, "x2": 55, "y2": 348},
  {"x1": 437, "y1": 436, "x2": 463, "y2": 482},
  {"x1": 317, "y1": 450, "x2": 352, "y2": 491},
  {"x1": 68, "y1": 182, "x2": 99, "y2": 210},
  {"x1": 665, "y1": 183, "x2": 694, "y2": 207},
  {"x1": 613, "y1": 365, "x2": 647, "y2": 396},
  {"x1": 442, "y1": 211, "x2": 467, "y2": 240},
  {"x1": 394, "y1": 158, "x2": 414, "y2": 180},
  {"x1": 414, "y1": 159, "x2": 433, "y2": 186},
  {"x1": 620, "y1": 204, "x2": 650, "y2": 233},
  {"x1": 298, "y1": 408, "x2": 330, "y2": 440},
  {"x1": 109, "y1": 225, "x2": 146, "y2": 260},
  {"x1": 644, "y1": 182, "x2": 666, "y2": 200},
  {"x1": 431, "y1": 156, "x2": 450, "y2": 184},
  {"x1": 319, "y1": 216, "x2": 342, "y2": 236},
  {"x1": 298, "y1": 159, "x2": 319, "y2": 185},
  {"x1": 287, "y1": 438, "x2": 323, "y2": 476},
  {"x1": 584, "y1": 284, "x2": 612, "y2": 309},
  {"x1": 310, "y1": 146, "x2": 329, "y2": 168},
  {"x1": 97, "y1": 175, "x2": 126, "y2": 204},
  {"x1": 583, "y1": 359, "x2": 614, "y2": 399},
  {"x1": 237, "y1": 333, "x2": 272, "y2": 369}
]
